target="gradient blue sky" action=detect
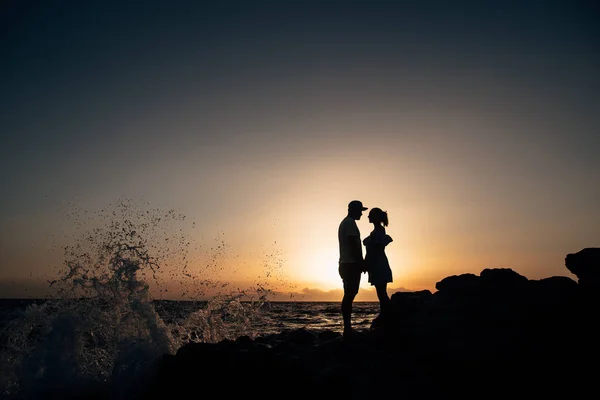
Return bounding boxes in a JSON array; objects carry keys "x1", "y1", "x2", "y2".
[{"x1": 1, "y1": 0, "x2": 599, "y2": 300}]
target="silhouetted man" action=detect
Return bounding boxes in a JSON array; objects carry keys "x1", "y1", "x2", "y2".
[{"x1": 338, "y1": 200, "x2": 368, "y2": 338}]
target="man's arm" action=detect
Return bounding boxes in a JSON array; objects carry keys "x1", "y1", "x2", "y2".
[{"x1": 347, "y1": 235, "x2": 366, "y2": 271}]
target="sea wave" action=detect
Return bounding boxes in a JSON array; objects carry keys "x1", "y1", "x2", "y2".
[{"x1": 0, "y1": 199, "x2": 311, "y2": 399}]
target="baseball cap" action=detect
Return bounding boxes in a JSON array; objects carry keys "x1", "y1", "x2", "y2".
[{"x1": 348, "y1": 200, "x2": 368, "y2": 211}]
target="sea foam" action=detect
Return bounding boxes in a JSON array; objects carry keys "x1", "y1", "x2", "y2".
[{"x1": 0, "y1": 199, "x2": 271, "y2": 399}]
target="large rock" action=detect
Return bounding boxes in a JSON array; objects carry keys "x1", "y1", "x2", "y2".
[
  {"x1": 479, "y1": 267, "x2": 528, "y2": 289},
  {"x1": 565, "y1": 247, "x2": 600, "y2": 287},
  {"x1": 435, "y1": 272, "x2": 480, "y2": 294},
  {"x1": 136, "y1": 251, "x2": 599, "y2": 400}
]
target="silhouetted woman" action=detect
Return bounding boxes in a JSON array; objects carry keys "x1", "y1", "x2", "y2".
[{"x1": 363, "y1": 207, "x2": 393, "y2": 318}]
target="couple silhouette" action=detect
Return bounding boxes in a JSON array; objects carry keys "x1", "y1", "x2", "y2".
[{"x1": 338, "y1": 200, "x2": 393, "y2": 338}]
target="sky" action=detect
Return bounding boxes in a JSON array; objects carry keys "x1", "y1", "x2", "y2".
[{"x1": 1, "y1": 0, "x2": 599, "y2": 301}]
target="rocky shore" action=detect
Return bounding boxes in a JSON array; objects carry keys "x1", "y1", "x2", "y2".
[{"x1": 138, "y1": 248, "x2": 599, "y2": 399}]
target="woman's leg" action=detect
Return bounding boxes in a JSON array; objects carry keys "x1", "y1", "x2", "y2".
[{"x1": 375, "y1": 283, "x2": 390, "y2": 316}]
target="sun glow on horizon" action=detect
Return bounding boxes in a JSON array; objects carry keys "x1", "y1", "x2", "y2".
[{"x1": 301, "y1": 248, "x2": 343, "y2": 291}]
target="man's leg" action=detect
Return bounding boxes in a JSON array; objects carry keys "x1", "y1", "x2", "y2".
[
  {"x1": 340, "y1": 263, "x2": 361, "y2": 335},
  {"x1": 341, "y1": 290, "x2": 355, "y2": 332}
]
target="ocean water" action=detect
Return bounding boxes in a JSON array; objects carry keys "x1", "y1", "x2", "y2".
[
  {"x1": 153, "y1": 299, "x2": 379, "y2": 335},
  {"x1": 0, "y1": 299, "x2": 378, "y2": 339},
  {"x1": 0, "y1": 298, "x2": 378, "y2": 399},
  {"x1": 0, "y1": 200, "x2": 380, "y2": 399}
]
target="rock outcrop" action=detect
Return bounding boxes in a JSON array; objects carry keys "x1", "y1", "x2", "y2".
[
  {"x1": 565, "y1": 247, "x2": 600, "y2": 287},
  {"x1": 138, "y1": 249, "x2": 599, "y2": 399}
]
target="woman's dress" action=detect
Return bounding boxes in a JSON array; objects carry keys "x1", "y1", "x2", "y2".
[{"x1": 363, "y1": 228, "x2": 393, "y2": 285}]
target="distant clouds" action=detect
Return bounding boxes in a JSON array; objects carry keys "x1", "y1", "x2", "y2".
[{"x1": 269, "y1": 285, "x2": 414, "y2": 302}]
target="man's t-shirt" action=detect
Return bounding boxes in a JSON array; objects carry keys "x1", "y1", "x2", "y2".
[{"x1": 338, "y1": 215, "x2": 363, "y2": 263}]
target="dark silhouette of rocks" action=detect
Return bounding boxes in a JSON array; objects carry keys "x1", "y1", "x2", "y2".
[
  {"x1": 138, "y1": 249, "x2": 599, "y2": 399},
  {"x1": 565, "y1": 247, "x2": 600, "y2": 288}
]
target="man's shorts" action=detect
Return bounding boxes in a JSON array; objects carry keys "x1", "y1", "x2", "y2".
[{"x1": 339, "y1": 262, "x2": 362, "y2": 296}]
